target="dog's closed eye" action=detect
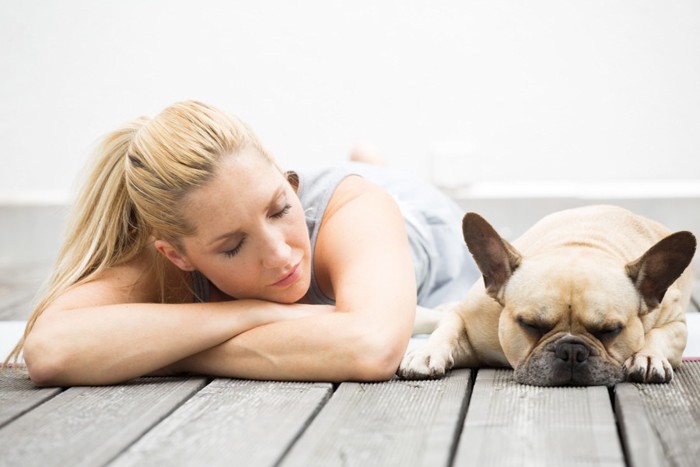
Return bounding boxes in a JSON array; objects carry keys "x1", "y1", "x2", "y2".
[
  {"x1": 516, "y1": 316, "x2": 552, "y2": 337},
  {"x1": 590, "y1": 324, "x2": 624, "y2": 341}
]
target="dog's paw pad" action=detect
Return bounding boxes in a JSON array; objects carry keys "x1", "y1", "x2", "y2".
[
  {"x1": 398, "y1": 347, "x2": 452, "y2": 380},
  {"x1": 624, "y1": 354, "x2": 673, "y2": 383}
]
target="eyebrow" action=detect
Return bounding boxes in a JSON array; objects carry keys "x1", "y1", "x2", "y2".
[{"x1": 206, "y1": 184, "x2": 287, "y2": 247}]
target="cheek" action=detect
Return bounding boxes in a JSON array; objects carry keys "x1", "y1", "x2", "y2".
[
  {"x1": 292, "y1": 209, "x2": 310, "y2": 239},
  {"x1": 288, "y1": 215, "x2": 311, "y2": 256},
  {"x1": 498, "y1": 313, "x2": 533, "y2": 366},
  {"x1": 606, "y1": 320, "x2": 645, "y2": 362},
  {"x1": 204, "y1": 257, "x2": 261, "y2": 297}
]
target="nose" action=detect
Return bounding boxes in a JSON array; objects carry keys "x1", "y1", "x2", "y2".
[
  {"x1": 554, "y1": 339, "x2": 590, "y2": 365},
  {"x1": 261, "y1": 229, "x2": 292, "y2": 269}
]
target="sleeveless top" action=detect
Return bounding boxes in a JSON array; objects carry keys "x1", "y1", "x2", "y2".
[{"x1": 192, "y1": 162, "x2": 478, "y2": 307}]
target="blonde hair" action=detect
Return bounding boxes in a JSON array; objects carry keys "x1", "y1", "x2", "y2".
[{"x1": 3, "y1": 100, "x2": 274, "y2": 366}]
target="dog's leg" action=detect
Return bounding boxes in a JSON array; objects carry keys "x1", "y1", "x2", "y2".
[
  {"x1": 412, "y1": 303, "x2": 458, "y2": 335},
  {"x1": 413, "y1": 307, "x2": 442, "y2": 335},
  {"x1": 623, "y1": 234, "x2": 695, "y2": 383},
  {"x1": 624, "y1": 318, "x2": 688, "y2": 383},
  {"x1": 399, "y1": 306, "x2": 476, "y2": 379}
]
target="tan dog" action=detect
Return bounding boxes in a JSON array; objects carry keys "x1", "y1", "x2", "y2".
[{"x1": 400, "y1": 205, "x2": 696, "y2": 386}]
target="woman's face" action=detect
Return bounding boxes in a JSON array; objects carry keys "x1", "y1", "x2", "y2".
[{"x1": 171, "y1": 147, "x2": 311, "y2": 303}]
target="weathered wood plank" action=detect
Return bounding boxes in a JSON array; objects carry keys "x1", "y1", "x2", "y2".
[
  {"x1": 614, "y1": 384, "x2": 668, "y2": 467},
  {"x1": 0, "y1": 261, "x2": 52, "y2": 286},
  {"x1": 0, "y1": 204, "x2": 68, "y2": 266},
  {"x1": 0, "y1": 284, "x2": 38, "y2": 320},
  {"x1": 0, "y1": 368, "x2": 61, "y2": 429},
  {"x1": 0, "y1": 376, "x2": 207, "y2": 467},
  {"x1": 454, "y1": 369, "x2": 624, "y2": 466},
  {"x1": 281, "y1": 369, "x2": 473, "y2": 467},
  {"x1": 110, "y1": 379, "x2": 333, "y2": 467},
  {"x1": 0, "y1": 261, "x2": 51, "y2": 320},
  {"x1": 616, "y1": 361, "x2": 700, "y2": 467}
]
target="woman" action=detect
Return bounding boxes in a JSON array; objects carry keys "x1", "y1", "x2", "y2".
[{"x1": 5, "y1": 101, "x2": 476, "y2": 386}]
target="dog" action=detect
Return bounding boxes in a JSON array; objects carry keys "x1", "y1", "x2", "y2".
[{"x1": 399, "y1": 205, "x2": 696, "y2": 386}]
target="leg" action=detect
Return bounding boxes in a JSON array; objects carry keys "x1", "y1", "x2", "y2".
[
  {"x1": 399, "y1": 307, "x2": 476, "y2": 379},
  {"x1": 624, "y1": 319, "x2": 688, "y2": 383},
  {"x1": 413, "y1": 303, "x2": 458, "y2": 335}
]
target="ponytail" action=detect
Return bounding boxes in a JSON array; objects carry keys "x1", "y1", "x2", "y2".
[
  {"x1": 3, "y1": 118, "x2": 151, "y2": 367},
  {"x1": 3, "y1": 100, "x2": 269, "y2": 368}
]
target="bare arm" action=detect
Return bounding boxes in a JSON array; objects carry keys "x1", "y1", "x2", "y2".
[
  {"x1": 23, "y1": 257, "x2": 332, "y2": 386},
  {"x1": 172, "y1": 177, "x2": 417, "y2": 381},
  {"x1": 25, "y1": 300, "x2": 332, "y2": 386},
  {"x1": 26, "y1": 177, "x2": 416, "y2": 385}
]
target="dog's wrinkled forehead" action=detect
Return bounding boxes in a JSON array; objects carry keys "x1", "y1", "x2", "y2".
[{"x1": 504, "y1": 257, "x2": 640, "y2": 319}]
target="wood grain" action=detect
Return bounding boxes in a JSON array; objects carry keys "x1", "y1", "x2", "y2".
[
  {"x1": 282, "y1": 369, "x2": 473, "y2": 467},
  {"x1": 454, "y1": 369, "x2": 624, "y2": 466},
  {"x1": 111, "y1": 378, "x2": 332, "y2": 467},
  {"x1": 0, "y1": 376, "x2": 207, "y2": 467},
  {"x1": 0, "y1": 368, "x2": 61, "y2": 429},
  {"x1": 617, "y1": 361, "x2": 700, "y2": 467}
]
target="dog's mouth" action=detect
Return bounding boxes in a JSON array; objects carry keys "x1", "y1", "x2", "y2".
[
  {"x1": 513, "y1": 338, "x2": 625, "y2": 386},
  {"x1": 514, "y1": 359, "x2": 624, "y2": 387}
]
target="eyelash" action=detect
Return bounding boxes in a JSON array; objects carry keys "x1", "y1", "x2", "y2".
[
  {"x1": 271, "y1": 204, "x2": 292, "y2": 219},
  {"x1": 223, "y1": 204, "x2": 292, "y2": 258},
  {"x1": 224, "y1": 238, "x2": 245, "y2": 258}
]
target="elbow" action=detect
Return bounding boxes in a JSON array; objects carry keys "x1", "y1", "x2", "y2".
[
  {"x1": 24, "y1": 333, "x2": 68, "y2": 387},
  {"x1": 350, "y1": 331, "x2": 410, "y2": 382}
]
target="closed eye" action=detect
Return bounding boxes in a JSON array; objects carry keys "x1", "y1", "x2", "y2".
[
  {"x1": 516, "y1": 316, "x2": 552, "y2": 337},
  {"x1": 270, "y1": 204, "x2": 291, "y2": 219},
  {"x1": 223, "y1": 204, "x2": 290, "y2": 258},
  {"x1": 224, "y1": 237, "x2": 246, "y2": 258},
  {"x1": 591, "y1": 324, "x2": 624, "y2": 341}
]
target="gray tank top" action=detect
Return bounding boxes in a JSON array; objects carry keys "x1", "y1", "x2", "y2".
[{"x1": 192, "y1": 163, "x2": 478, "y2": 307}]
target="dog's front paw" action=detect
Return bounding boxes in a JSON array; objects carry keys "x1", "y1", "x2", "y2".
[
  {"x1": 623, "y1": 353, "x2": 674, "y2": 383},
  {"x1": 398, "y1": 344, "x2": 454, "y2": 380}
]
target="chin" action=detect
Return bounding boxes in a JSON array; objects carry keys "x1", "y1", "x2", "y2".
[{"x1": 271, "y1": 281, "x2": 311, "y2": 304}]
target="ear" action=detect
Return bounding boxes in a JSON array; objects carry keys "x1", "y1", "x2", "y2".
[
  {"x1": 625, "y1": 231, "x2": 696, "y2": 312},
  {"x1": 284, "y1": 170, "x2": 299, "y2": 192},
  {"x1": 462, "y1": 212, "x2": 522, "y2": 302},
  {"x1": 154, "y1": 239, "x2": 196, "y2": 272}
]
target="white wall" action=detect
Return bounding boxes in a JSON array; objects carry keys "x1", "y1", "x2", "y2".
[{"x1": 1, "y1": 0, "x2": 699, "y2": 202}]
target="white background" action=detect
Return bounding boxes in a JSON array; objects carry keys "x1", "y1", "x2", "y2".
[
  {"x1": 1, "y1": 0, "x2": 699, "y2": 202},
  {"x1": 1, "y1": 1, "x2": 699, "y2": 360}
]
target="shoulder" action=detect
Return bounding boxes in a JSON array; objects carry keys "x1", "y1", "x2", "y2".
[
  {"x1": 296, "y1": 165, "x2": 403, "y2": 243},
  {"x1": 314, "y1": 175, "x2": 408, "y2": 274},
  {"x1": 324, "y1": 175, "x2": 398, "y2": 223},
  {"x1": 45, "y1": 246, "x2": 192, "y2": 314},
  {"x1": 312, "y1": 170, "x2": 407, "y2": 255},
  {"x1": 311, "y1": 172, "x2": 415, "y2": 312}
]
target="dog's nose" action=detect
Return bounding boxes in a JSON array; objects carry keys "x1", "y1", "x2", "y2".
[{"x1": 555, "y1": 341, "x2": 590, "y2": 364}]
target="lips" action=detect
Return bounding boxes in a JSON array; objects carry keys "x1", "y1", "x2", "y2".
[{"x1": 271, "y1": 262, "x2": 301, "y2": 287}]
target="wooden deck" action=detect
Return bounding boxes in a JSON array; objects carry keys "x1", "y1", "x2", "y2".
[
  {"x1": 1, "y1": 261, "x2": 699, "y2": 466},
  {"x1": 1, "y1": 364, "x2": 700, "y2": 466}
]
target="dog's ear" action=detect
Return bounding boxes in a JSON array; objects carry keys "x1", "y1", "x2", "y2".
[
  {"x1": 462, "y1": 212, "x2": 522, "y2": 303},
  {"x1": 625, "y1": 231, "x2": 696, "y2": 313}
]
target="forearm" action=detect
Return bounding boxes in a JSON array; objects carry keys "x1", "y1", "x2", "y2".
[
  {"x1": 175, "y1": 308, "x2": 413, "y2": 382},
  {"x1": 24, "y1": 300, "x2": 320, "y2": 386}
]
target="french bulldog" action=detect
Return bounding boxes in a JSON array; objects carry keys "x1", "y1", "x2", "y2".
[{"x1": 400, "y1": 205, "x2": 696, "y2": 386}]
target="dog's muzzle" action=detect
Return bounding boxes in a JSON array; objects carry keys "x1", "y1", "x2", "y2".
[{"x1": 514, "y1": 335, "x2": 624, "y2": 386}]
